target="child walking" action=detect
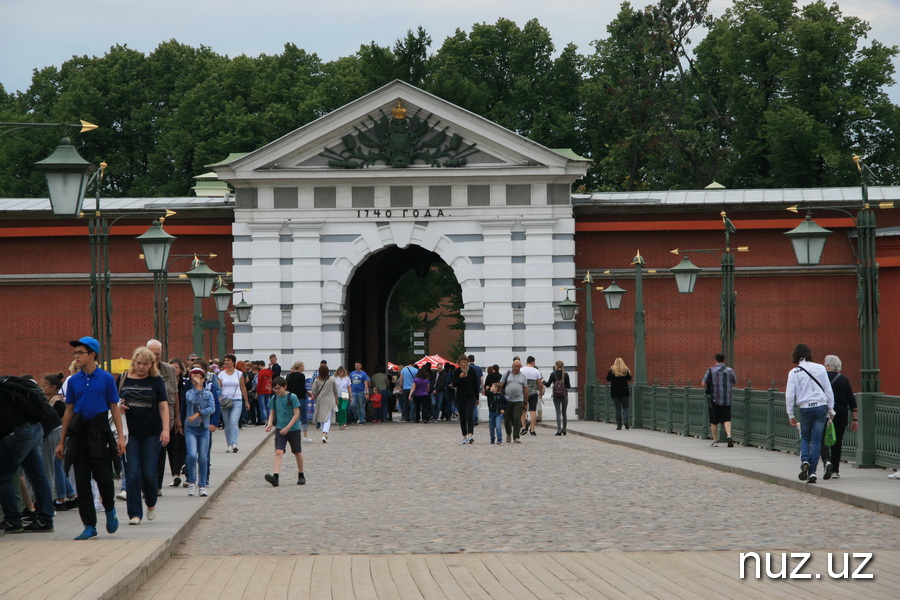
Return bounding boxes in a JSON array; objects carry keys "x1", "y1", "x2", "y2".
[
  {"x1": 487, "y1": 384, "x2": 507, "y2": 444},
  {"x1": 264, "y1": 377, "x2": 306, "y2": 486}
]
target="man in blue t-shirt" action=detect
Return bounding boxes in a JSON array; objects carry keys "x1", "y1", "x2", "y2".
[
  {"x1": 349, "y1": 362, "x2": 370, "y2": 424},
  {"x1": 55, "y1": 336, "x2": 126, "y2": 540},
  {"x1": 400, "y1": 362, "x2": 417, "y2": 422}
]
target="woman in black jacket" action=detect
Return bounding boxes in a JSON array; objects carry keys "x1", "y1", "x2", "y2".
[{"x1": 606, "y1": 357, "x2": 632, "y2": 430}]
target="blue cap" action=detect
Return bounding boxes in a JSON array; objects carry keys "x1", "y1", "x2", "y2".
[{"x1": 70, "y1": 336, "x2": 100, "y2": 355}]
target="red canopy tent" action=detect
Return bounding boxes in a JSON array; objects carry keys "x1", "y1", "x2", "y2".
[{"x1": 414, "y1": 354, "x2": 458, "y2": 369}]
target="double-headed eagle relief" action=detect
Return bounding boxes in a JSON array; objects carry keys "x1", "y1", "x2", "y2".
[{"x1": 320, "y1": 101, "x2": 479, "y2": 169}]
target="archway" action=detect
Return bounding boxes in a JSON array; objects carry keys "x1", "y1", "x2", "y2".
[{"x1": 344, "y1": 245, "x2": 463, "y2": 374}]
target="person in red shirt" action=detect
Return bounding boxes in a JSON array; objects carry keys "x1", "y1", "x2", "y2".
[{"x1": 255, "y1": 361, "x2": 274, "y2": 425}]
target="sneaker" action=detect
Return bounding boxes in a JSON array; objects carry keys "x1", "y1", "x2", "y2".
[
  {"x1": 460, "y1": 438, "x2": 469, "y2": 445},
  {"x1": 225, "y1": 444, "x2": 233, "y2": 453},
  {"x1": 147, "y1": 505, "x2": 156, "y2": 521},
  {"x1": 824, "y1": 461, "x2": 834, "y2": 480},
  {"x1": 799, "y1": 461, "x2": 810, "y2": 481},
  {"x1": 616, "y1": 426, "x2": 622, "y2": 430},
  {"x1": 467, "y1": 437, "x2": 474, "y2": 444},
  {"x1": 265, "y1": 474, "x2": 280, "y2": 487},
  {"x1": 808, "y1": 473, "x2": 818, "y2": 484},
  {"x1": 183, "y1": 481, "x2": 189, "y2": 488},
  {"x1": 303, "y1": 438, "x2": 313, "y2": 443},
  {"x1": 199, "y1": 488, "x2": 208, "y2": 497},
  {"x1": 129, "y1": 517, "x2": 141, "y2": 525},
  {"x1": 888, "y1": 471, "x2": 900, "y2": 479},
  {"x1": 232, "y1": 445, "x2": 239, "y2": 453},
  {"x1": 2, "y1": 520, "x2": 24, "y2": 534},
  {"x1": 169, "y1": 476, "x2": 182, "y2": 488},
  {"x1": 24, "y1": 519, "x2": 54, "y2": 532},
  {"x1": 490, "y1": 441, "x2": 495, "y2": 444},
  {"x1": 519, "y1": 428, "x2": 528, "y2": 436},
  {"x1": 727, "y1": 437, "x2": 734, "y2": 448},
  {"x1": 106, "y1": 508, "x2": 119, "y2": 534},
  {"x1": 188, "y1": 484, "x2": 196, "y2": 496},
  {"x1": 555, "y1": 431, "x2": 563, "y2": 436},
  {"x1": 529, "y1": 431, "x2": 536, "y2": 436},
  {"x1": 322, "y1": 435, "x2": 327, "y2": 443},
  {"x1": 21, "y1": 509, "x2": 37, "y2": 523},
  {"x1": 54, "y1": 502, "x2": 70, "y2": 512},
  {"x1": 65, "y1": 498, "x2": 79, "y2": 509},
  {"x1": 297, "y1": 473, "x2": 306, "y2": 485},
  {"x1": 832, "y1": 472, "x2": 840, "y2": 479},
  {"x1": 623, "y1": 423, "x2": 628, "y2": 430},
  {"x1": 74, "y1": 526, "x2": 98, "y2": 540},
  {"x1": 116, "y1": 490, "x2": 127, "y2": 501},
  {"x1": 709, "y1": 441, "x2": 718, "y2": 447},
  {"x1": 157, "y1": 489, "x2": 162, "y2": 496}
]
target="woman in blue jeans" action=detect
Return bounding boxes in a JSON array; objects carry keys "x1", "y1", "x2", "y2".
[
  {"x1": 785, "y1": 344, "x2": 834, "y2": 484},
  {"x1": 119, "y1": 346, "x2": 169, "y2": 525},
  {"x1": 183, "y1": 367, "x2": 214, "y2": 497},
  {"x1": 218, "y1": 354, "x2": 249, "y2": 453}
]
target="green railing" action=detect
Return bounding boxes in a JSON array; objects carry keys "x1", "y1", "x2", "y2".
[{"x1": 588, "y1": 383, "x2": 900, "y2": 470}]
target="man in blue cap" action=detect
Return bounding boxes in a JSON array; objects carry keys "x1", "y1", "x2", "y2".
[{"x1": 55, "y1": 336, "x2": 126, "y2": 540}]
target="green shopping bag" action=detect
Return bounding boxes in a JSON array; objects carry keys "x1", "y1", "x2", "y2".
[{"x1": 824, "y1": 420, "x2": 837, "y2": 447}]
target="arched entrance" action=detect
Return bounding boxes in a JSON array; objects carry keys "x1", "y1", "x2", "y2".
[{"x1": 345, "y1": 244, "x2": 461, "y2": 372}]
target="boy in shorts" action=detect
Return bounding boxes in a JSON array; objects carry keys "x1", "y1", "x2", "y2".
[{"x1": 264, "y1": 377, "x2": 306, "y2": 486}]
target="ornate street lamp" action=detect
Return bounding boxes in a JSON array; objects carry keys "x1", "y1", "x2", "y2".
[
  {"x1": 671, "y1": 255, "x2": 701, "y2": 294},
  {"x1": 784, "y1": 213, "x2": 833, "y2": 266},
  {"x1": 34, "y1": 138, "x2": 93, "y2": 216},
  {"x1": 670, "y1": 213, "x2": 748, "y2": 369},
  {"x1": 185, "y1": 257, "x2": 220, "y2": 298},
  {"x1": 602, "y1": 281, "x2": 626, "y2": 310},
  {"x1": 558, "y1": 290, "x2": 578, "y2": 322},
  {"x1": 234, "y1": 294, "x2": 253, "y2": 324},
  {"x1": 136, "y1": 217, "x2": 177, "y2": 272},
  {"x1": 211, "y1": 277, "x2": 253, "y2": 357}
]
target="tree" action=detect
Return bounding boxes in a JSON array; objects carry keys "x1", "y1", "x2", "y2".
[{"x1": 694, "y1": 0, "x2": 900, "y2": 187}]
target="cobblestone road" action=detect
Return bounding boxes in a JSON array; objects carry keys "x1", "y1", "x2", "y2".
[{"x1": 178, "y1": 421, "x2": 900, "y2": 555}]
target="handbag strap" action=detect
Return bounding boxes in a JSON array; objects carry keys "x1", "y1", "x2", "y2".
[{"x1": 796, "y1": 365, "x2": 826, "y2": 393}]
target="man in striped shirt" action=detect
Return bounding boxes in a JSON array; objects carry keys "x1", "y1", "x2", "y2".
[{"x1": 702, "y1": 353, "x2": 736, "y2": 448}]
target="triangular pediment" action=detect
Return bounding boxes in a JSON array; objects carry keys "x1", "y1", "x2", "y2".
[{"x1": 212, "y1": 81, "x2": 588, "y2": 181}]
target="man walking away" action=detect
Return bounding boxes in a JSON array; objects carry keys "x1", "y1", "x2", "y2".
[{"x1": 702, "y1": 353, "x2": 736, "y2": 448}]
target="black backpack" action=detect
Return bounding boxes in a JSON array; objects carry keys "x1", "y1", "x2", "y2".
[{"x1": 0, "y1": 375, "x2": 46, "y2": 423}]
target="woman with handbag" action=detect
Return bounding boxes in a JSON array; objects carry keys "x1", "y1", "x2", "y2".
[
  {"x1": 218, "y1": 354, "x2": 249, "y2": 453},
  {"x1": 606, "y1": 358, "x2": 632, "y2": 430}
]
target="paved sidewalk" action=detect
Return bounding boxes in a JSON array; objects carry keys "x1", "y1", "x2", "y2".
[
  {"x1": 3, "y1": 415, "x2": 899, "y2": 600},
  {"x1": 551, "y1": 419, "x2": 900, "y2": 517},
  {"x1": 0, "y1": 425, "x2": 272, "y2": 600}
]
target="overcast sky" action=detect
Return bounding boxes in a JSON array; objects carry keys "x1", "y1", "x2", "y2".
[{"x1": 2, "y1": 0, "x2": 898, "y2": 101}]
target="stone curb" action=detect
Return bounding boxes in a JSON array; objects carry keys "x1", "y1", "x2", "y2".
[{"x1": 108, "y1": 429, "x2": 272, "y2": 600}]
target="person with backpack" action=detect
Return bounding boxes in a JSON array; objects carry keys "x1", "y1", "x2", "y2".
[
  {"x1": 545, "y1": 360, "x2": 572, "y2": 436},
  {"x1": 264, "y1": 376, "x2": 306, "y2": 486},
  {"x1": 0, "y1": 375, "x2": 56, "y2": 533}
]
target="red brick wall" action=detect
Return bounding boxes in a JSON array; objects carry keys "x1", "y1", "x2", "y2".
[
  {"x1": 0, "y1": 220, "x2": 235, "y2": 378},
  {"x1": 575, "y1": 210, "x2": 900, "y2": 397}
]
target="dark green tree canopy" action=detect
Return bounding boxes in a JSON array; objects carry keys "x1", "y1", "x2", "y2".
[{"x1": 1, "y1": 4, "x2": 897, "y2": 197}]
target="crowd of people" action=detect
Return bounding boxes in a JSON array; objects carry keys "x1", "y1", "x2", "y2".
[
  {"x1": 1, "y1": 342, "x2": 577, "y2": 539},
  {"x1": 3, "y1": 338, "x2": 885, "y2": 539}
]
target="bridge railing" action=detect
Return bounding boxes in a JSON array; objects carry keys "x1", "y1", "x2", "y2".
[{"x1": 586, "y1": 383, "x2": 900, "y2": 470}]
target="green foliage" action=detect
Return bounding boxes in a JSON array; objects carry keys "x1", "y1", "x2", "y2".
[
  {"x1": 388, "y1": 263, "x2": 462, "y2": 365},
  {"x1": 1, "y1": 5, "x2": 897, "y2": 197}
]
